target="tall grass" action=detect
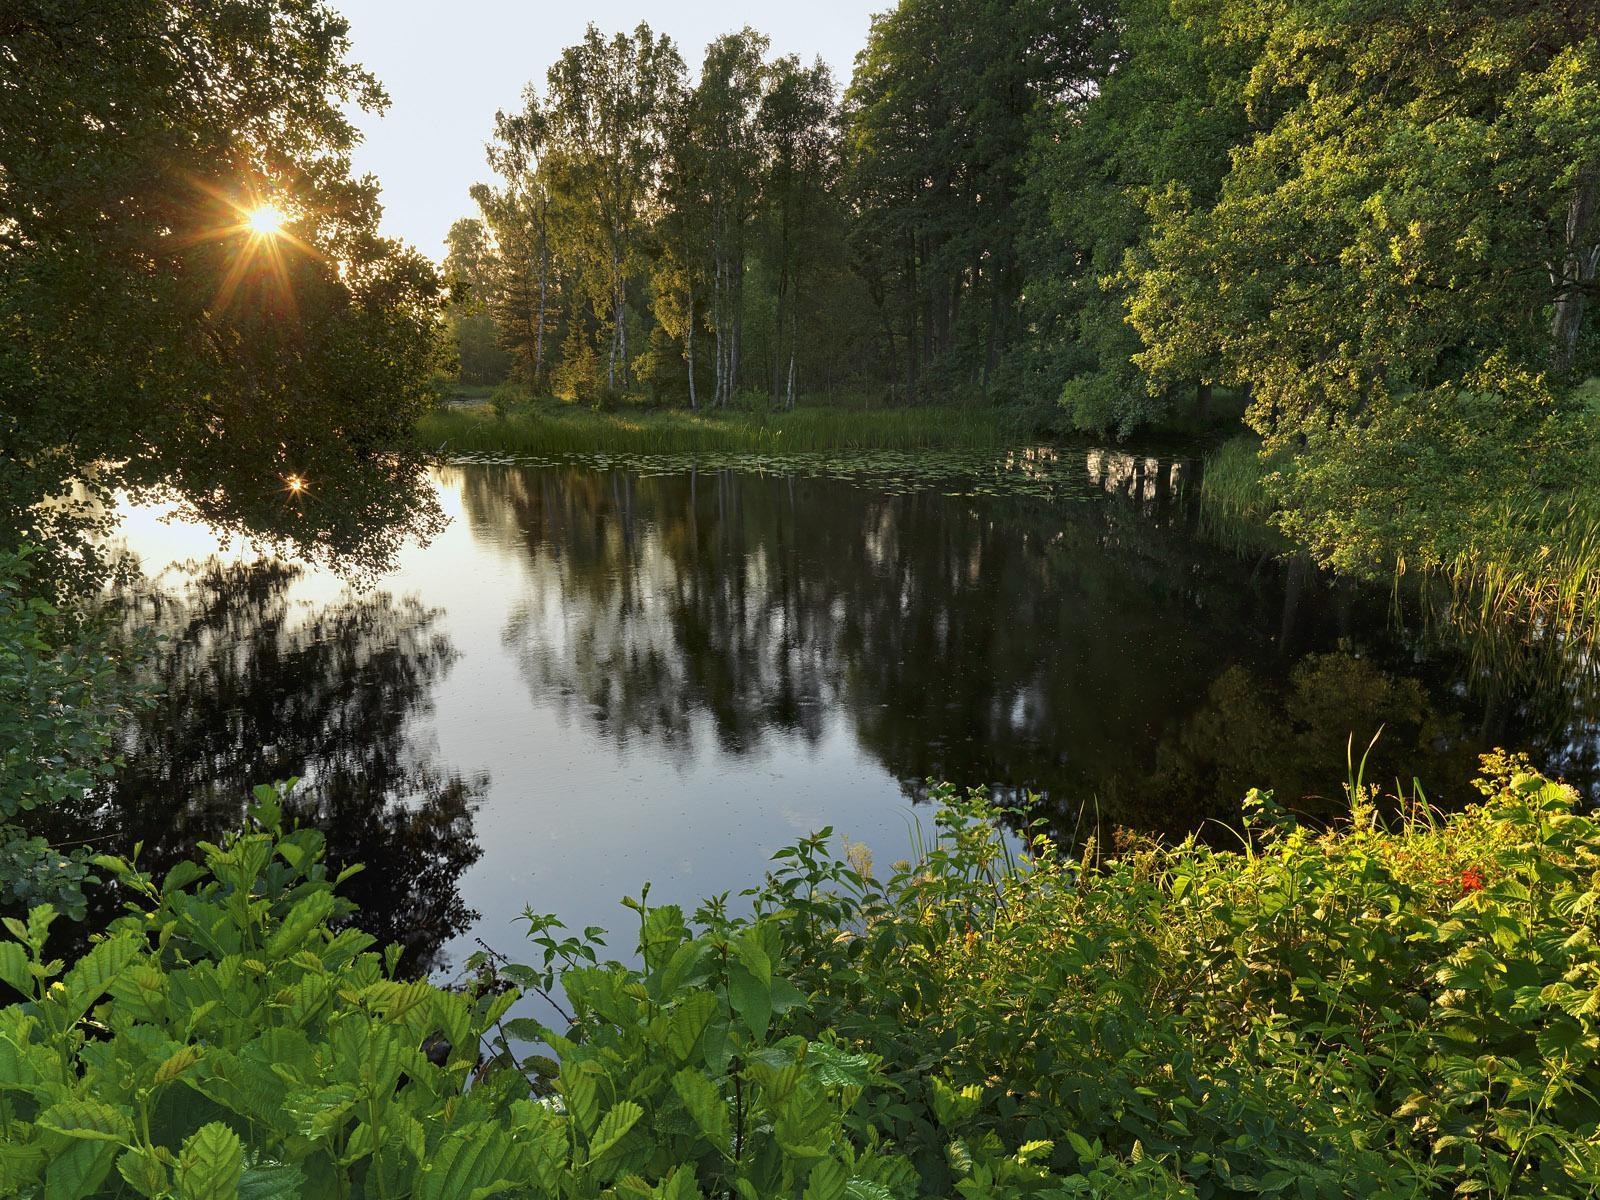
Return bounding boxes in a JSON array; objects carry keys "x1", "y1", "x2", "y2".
[
  {"x1": 1195, "y1": 434, "x2": 1287, "y2": 556},
  {"x1": 416, "y1": 399, "x2": 1018, "y2": 455}
]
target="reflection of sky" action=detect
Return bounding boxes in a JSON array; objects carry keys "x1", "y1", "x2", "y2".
[{"x1": 113, "y1": 473, "x2": 934, "y2": 974}]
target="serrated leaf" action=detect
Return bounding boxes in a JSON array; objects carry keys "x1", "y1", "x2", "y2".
[
  {"x1": 0, "y1": 941, "x2": 30, "y2": 997},
  {"x1": 238, "y1": 1162, "x2": 306, "y2": 1200},
  {"x1": 666, "y1": 992, "x2": 719, "y2": 1064},
  {"x1": 727, "y1": 964, "x2": 772, "y2": 1040},
  {"x1": 589, "y1": 1100, "x2": 644, "y2": 1162},
  {"x1": 673, "y1": 1069, "x2": 731, "y2": 1152},
  {"x1": 117, "y1": 1147, "x2": 170, "y2": 1198},
  {"x1": 418, "y1": 1126, "x2": 525, "y2": 1200},
  {"x1": 37, "y1": 1098, "x2": 133, "y2": 1143},
  {"x1": 177, "y1": 1122, "x2": 243, "y2": 1200},
  {"x1": 46, "y1": 1138, "x2": 118, "y2": 1200},
  {"x1": 156, "y1": 1045, "x2": 204, "y2": 1085},
  {"x1": 804, "y1": 1159, "x2": 849, "y2": 1200},
  {"x1": 59, "y1": 932, "x2": 142, "y2": 1021},
  {"x1": 562, "y1": 1069, "x2": 600, "y2": 1133}
]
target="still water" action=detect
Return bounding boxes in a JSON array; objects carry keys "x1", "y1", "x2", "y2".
[{"x1": 73, "y1": 453, "x2": 1599, "y2": 974}]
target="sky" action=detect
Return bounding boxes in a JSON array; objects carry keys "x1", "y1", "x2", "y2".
[{"x1": 336, "y1": 1, "x2": 884, "y2": 260}]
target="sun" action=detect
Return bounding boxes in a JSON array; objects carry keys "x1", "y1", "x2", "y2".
[{"x1": 246, "y1": 205, "x2": 286, "y2": 236}]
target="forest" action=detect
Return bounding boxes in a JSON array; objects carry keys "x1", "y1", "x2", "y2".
[{"x1": 444, "y1": 0, "x2": 1600, "y2": 581}]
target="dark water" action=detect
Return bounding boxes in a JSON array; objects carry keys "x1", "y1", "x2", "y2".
[{"x1": 68, "y1": 453, "x2": 1599, "y2": 974}]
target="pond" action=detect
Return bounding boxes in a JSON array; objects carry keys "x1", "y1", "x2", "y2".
[{"x1": 68, "y1": 450, "x2": 1600, "y2": 975}]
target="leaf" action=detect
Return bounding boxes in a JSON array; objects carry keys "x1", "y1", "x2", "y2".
[
  {"x1": 662, "y1": 1166, "x2": 704, "y2": 1200},
  {"x1": 0, "y1": 941, "x2": 30, "y2": 997},
  {"x1": 45, "y1": 1138, "x2": 119, "y2": 1200},
  {"x1": 419, "y1": 1126, "x2": 525, "y2": 1200},
  {"x1": 177, "y1": 1122, "x2": 244, "y2": 1200},
  {"x1": 727, "y1": 964, "x2": 772, "y2": 1041},
  {"x1": 59, "y1": 932, "x2": 142, "y2": 1021},
  {"x1": 264, "y1": 890, "x2": 336, "y2": 959},
  {"x1": 37, "y1": 1098, "x2": 134, "y2": 1143},
  {"x1": 804, "y1": 1159, "x2": 849, "y2": 1200},
  {"x1": 155, "y1": 1045, "x2": 204, "y2": 1085},
  {"x1": 734, "y1": 928, "x2": 772, "y2": 986},
  {"x1": 562, "y1": 1068, "x2": 600, "y2": 1134},
  {"x1": 666, "y1": 992, "x2": 719, "y2": 1063},
  {"x1": 589, "y1": 1100, "x2": 644, "y2": 1162},
  {"x1": 117, "y1": 1147, "x2": 170, "y2": 1198},
  {"x1": 673, "y1": 1069, "x2": 731, "y2": 1152},
  {"x1": 238, "y1": 1162, "x2": 306, "y2": 1200}
]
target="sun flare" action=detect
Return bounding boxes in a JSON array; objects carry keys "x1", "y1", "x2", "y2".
[{"x1": 246, "y1": 205, "x2": 286, "y2": 236}]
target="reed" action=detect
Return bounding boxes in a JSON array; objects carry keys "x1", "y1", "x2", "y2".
[{"x1": 416, "y1": 398, "x2": 1018, "y2": 455}]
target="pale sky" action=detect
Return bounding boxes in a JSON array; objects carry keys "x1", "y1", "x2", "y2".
[{"x1": 336, "y1": 1, "x2": 884, "y2": 259}]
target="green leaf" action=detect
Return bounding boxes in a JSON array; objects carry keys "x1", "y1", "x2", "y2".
[
  {"x1": 734, "y1": 928, "x2": 772, "y2": 986},
  {"x1": 177, "y1": 1122, "x2": 244, "y2": 1200},
  {"x1": 666, "y1": 992, "x2": 719, "y2": 1063},
  {"x1": 0, "y1": 941, "x2": 30, "y2": 997},
  {"x1": 419, "y1": 1126, "x2": 525, "y2": 1200},
  {"x1": 589, "y1": 1100, "x2": 644, "y2": 1162},
  {"x1": 37, "y1": 1099, "x2": 133, "y2": 1143},
  {"x1": 804, "y1": 1159, "x2": 849, "y2": 1200},
  {"x1": 59, "y1": 931, "x2": 142, "y2": 1021},
  {"x1": 264, "y1": 890, "x2": 335, "y2": 959},
  {"x1": 117, "y1": 1148, "x2": 170, "y2": 1199},
  {"x1": 727, "y1": 963, "x2": 772, "y2": 1041},
  {"x1": 673, "y1": 1069, "x2": 731, "y2": 1152},
  {"x1": 237, "y1": 1162, "x2": 305, "y2": 1200},
  {"x1": 45, "y1": 1138, "x2": 118, "y2": 1200}
]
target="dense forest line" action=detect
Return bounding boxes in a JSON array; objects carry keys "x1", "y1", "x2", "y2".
[{"x1": 447, "y1": 0, "x2": 1600, "y2": 578}]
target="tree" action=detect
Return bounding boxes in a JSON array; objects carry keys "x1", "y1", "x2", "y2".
[
  {"x1": 442, "y1": 217, "x2": 513, "y2": 386},
  {"x1": 1018, "y1": 0, "x2": 1247, "y2": 434},
  {"x1": 759, "y1": 56, "x2": 841, "y2": 408},
  {"x1": 844, "y1": 0, "x2": 1109, "y2": 402},
  {"x1": 0, "y1": 0, "x2": 448, "y2": 593},
  {"x1": 540, "y1": 23, "x2": 684, "y2": 393},
  {"x1": 689, "y1": 29, "x2": 771, "y2": 408},
  {"x1": 1127, "y1": 0, "x2": 1600, "y2": 570}
]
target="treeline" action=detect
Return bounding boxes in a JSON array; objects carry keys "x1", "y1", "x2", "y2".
[
  {"x1": 445, "y1": 8, "x2": 1106, "y2": 408},
  {"x1": 450, "y1": 3, "x2": 1598, "y2": 419},
  {"x1": 447, "y1": 26, "x2": 853, "y2": 407},
  {"x1": 449, "y1": 0, "x2": 1600, "y2": 573}
]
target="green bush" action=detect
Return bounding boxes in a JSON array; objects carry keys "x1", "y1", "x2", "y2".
[
  {"x1": 0, "y1": 547, "x2": 144, "y2": 920},
  {"x1": 5, "y1": 762, "x2": 1600, "y2": 1197}
]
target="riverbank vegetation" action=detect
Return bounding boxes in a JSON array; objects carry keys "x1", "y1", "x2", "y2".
[
  {"x1": 6, "y1": 761, "x2": 1600, "y2": 1198},
  {"x1": 419, "y1": 396, "x2": 1020, "y2": 455},
  {"x1": 442, "y1": 2, "x2": 1600, "y2": 624}
]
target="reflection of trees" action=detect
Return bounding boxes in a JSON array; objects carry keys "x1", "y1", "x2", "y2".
[
  {"x1": 446, "y1": 457, "x2": 1598, "y2": 845},
  {"x1": 51, "y1": 559, "x2": 484, "y2": 975},
  {"x1": 457, "y1": 467, "x2": 837, "y2": 760},
  {"x1": 451, "y1": 461, "x2": 1561, "y2": 840},
  {"x1": 1114, "y1": 653, "x2": 1483, "y2": 839}
]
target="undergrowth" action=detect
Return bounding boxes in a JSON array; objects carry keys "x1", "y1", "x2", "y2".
[{"x1": 4, "y1": 759, "x2": 1600, "y2": 1197}]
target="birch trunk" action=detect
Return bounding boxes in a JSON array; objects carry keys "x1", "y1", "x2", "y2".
[{"x1": 1552, "y1": 169, "x2": 1600, "y2": 375}]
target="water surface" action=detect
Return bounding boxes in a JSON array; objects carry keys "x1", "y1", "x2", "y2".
[{"x1": 75, "y1": 452, "x2": 1598, "y2": 973}]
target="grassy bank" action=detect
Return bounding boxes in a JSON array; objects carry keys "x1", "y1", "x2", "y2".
[
  {"x1": 418, "y1": 396, "x2": 1022, "y2": 455},
  {"x1": 7, "y1": 761, "x2": 1600, "y2": 1197}
]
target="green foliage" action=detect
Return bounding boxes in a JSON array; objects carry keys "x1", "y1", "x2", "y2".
[
  {"x1": 1, "y1": 0, "x2": 447, "y2": 592},
  {"x1": 9, "y1": 762, "x2": 1600, "y2": 1196},
  {"x1": 1127, "y1": 0, "x2": 1600, "y2": 576},
  {"x1": 418, "y1": 400, "x2": 1018, "y2": 455},
  {"x1": 0, "y1": 548, "x2": 144, "y2": 920}
]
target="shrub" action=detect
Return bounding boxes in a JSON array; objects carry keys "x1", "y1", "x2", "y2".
[{"x1": 5, "y1": 762, "x2": 1600, "y2": 1197}]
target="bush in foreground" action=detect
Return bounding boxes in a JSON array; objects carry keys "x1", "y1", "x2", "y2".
[{"x1": 2, "y1": 761, "x2": 1598, "y2": 1197}]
